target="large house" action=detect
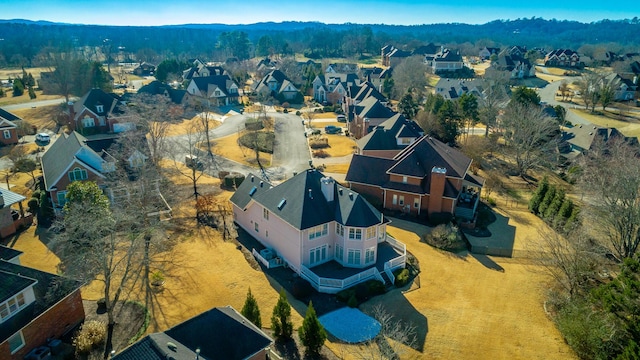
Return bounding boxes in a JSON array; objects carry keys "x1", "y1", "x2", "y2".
[
  {"x1": 0, "y1": 108, "x2": 20, "y2": 145},
  {"x1": 132, "y1": 62, "x2": 156, "y2": 76},
  {"x1": 0, "y1": 248, "x2": 84, "y2": 360},
  {"x1": 434, "y1": 78, "x2": 487, "y2": 100},
  {"x1": 544, "y1": 49, "x2": 583, "y2": 68},
  {"x1": 381, "y1": 43, "x2": 441, "y2": 67},
  {"x1": 346, "y1": 97, "x2": 395, "y2": 139},
  {"x1": 253, "y1": 69, "x2": 303, "y2": 103},
  {"x1": 137, "y1": 80, "x2": 189, "y2": 105},
  {"x1": 186, "y1": 75, "x2": 239, "y2": 107},
  {"x1": 425, "y1": 47, "x2": 464, "y2": 73},
  {"x1": 602, "y1": 73, "x2": 638, "y2": 101},
  {"x1": 114, "y1": 306, "x2": 276, "y2": 360},
  {"x1": 479, "y1": 47, "x2": 500, "y2": 60},
  {"x1": 346, "y1": 135, "x2": 484, "y2": 221},
  {"x1": 230, "y1": 169, "x2": 406, "y2": 293},
  {"x1": 325, "y1": 63, "x2": 358, "y2": 74},
  {"x1": 484, "y1": 54, "x2": 535, "y2": 79},
  {"x1": 67, "y1": 89, "x2": 130, "y2": 135},
  {"x1": 312, "y1": 72, "x2": 361, "y2": 104},
  {"x1": 559, "y1": 124, "x2": 639, "y2": 162},
  {"x1": 355, "y1": 113, "x2": 424, "y2": 159}
]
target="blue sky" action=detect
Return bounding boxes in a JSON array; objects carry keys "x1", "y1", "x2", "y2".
[{"x1": 0, "y1": 0, "x2": 636, "y2": 26}]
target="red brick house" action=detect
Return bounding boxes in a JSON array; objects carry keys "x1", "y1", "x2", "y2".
[
  {"x1": 68, "y1": 89, "x2": 131, "y2": 135},
  {"x1": 0, "y1": 108, "x2": 20, "y2": 145},
  {"x1": 0, "y1": 250, "x2": 84, "y2": 360},
  {"x1": 346, "y1": 135, "x2": 484, "y2": 220}
]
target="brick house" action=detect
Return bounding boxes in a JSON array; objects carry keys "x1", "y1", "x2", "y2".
[
  {"x1": 544, "y1": 49, "x2": 583, "y2": 68},
  {"x1": 0, "y1": 253, "x2": 84, "y2": 360},
  {"x1": 346, "y1": 135, "x2": 484, "y2": 220},
  {"x1": 0, "y1": 108, "x2": 20, "y2": 145},
  {"x1": 346, "y1": 97, "x2": 395, "y2": 139},
  {"x1": 355, "y1": 113, "x2": 423, "y2": 159},
  {"x1": 114, "y1": 306, "x2": 276, "y2": 360},
  {"x1": 68, "y1": 89, "x2": 130, "y2": 135}
]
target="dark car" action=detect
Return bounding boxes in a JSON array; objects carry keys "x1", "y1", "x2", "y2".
[{"x1": 324, "y1": 125, "x2": 342, "y2": 134}]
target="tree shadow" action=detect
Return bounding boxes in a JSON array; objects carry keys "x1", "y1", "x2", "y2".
[{"x1": 470, "y1": 253, "x2": 505, "y2": 272}]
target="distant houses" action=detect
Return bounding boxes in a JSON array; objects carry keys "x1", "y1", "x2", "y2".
[{"x1": 252, "y1": 69, "x2": 303, "y2": 103}]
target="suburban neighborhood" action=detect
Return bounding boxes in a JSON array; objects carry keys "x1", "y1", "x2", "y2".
[{"x1": 1, "y1": 11, "x2": 640, "y2": 360}]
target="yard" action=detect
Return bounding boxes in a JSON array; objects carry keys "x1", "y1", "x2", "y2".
[{"x1": 211, "y1": 131, "x2": 273, "y2": 167}]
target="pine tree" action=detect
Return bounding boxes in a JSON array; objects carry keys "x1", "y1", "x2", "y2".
[
  {"x1": 28, "y1": 86, "x2": 36, "y2": 99},
  {"x1": 271, "y1": 288, "x2": 293, "y2": 341},
  {"x1": 298, "y1": 301, "x2": 327, "y2": 356},
  {"x1": 528, "y1": 176, "x2": 549, "y2": 214},
  {"x1": 241, "y1": 287, "x2": 262, "y2": 328},
  {"x1": 544, "y1": 189, "x2": 565, "y2": 221},
  {"x1": 12, "y1": 79, "x2": 24, "y2": 97},
  {"x1": 557, "y1": 198, "x2": 574, "y2": 223},
  {"x1": 538, "y1": 185, "x2": 556, "y2": 217}
]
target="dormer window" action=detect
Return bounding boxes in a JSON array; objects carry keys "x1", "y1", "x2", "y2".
[
  {"x1": 96, "y1": 105, "x2": 104, "y2": 113},
  {"x1": 69, "y1": 167, "x2": 88, "y2": 182}
]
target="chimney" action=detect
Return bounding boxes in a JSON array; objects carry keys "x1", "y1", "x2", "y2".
[
  {"x1": 320, "y1": 177, "x2": 335, "y2": 202},
  {"x1": 67, "y1": 101, "x2": 76, "y2": 130},
  {"x1": 0, "y1": 191, "x2": 4, "y2": 208},
  {"x1": 428, "y1": 167, "x2": 447, "y2": 215}
]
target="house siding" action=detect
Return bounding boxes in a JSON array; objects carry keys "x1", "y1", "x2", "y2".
[
  {"x1": 49, "y1": 163, "x2": 102, "y2": 209},
  {"x1": 361, "y1": 149, "x2": 401, "y2": 159},
  {"x1": 233, "y1": 203, "x2": 302, "y2": 270},
  {"x1": 0, "y1": 128, "x2": 18, "y2": 145},
  {"x1": 0, "y1": 289, "x2": 84, "y2": 360},
  {"x1": 389, "y1": 174, "x2": 421, "y2": 186}
]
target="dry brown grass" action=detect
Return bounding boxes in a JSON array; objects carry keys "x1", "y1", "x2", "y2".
[
  {"x1": 10, "y1": 104, "x2": 61, "y2": 131},
  {"x1": 211, "y1": 132, "x2": 272, "y2": 167},
  {"x1": 161, "y1": 115, "x2": 221, "y2": 137},
  {"x1": 0, "y1": 91, "x2": 63, "y2": 106},
  {"x1": 569, "y1": 108, "x2": 640, "y2": 137},
  {"x1": 320, "y1": 134, "x2": 356, "y2": 158},
  {"x1": 309, "y1": 120, "x2": 344, "y2": 128},
  {"x1": 321, "y1": 163, "x2": 350, "y2": 174}
]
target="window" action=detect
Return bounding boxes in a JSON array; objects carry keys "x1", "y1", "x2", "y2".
[
  {"x1": 16, "y1": 293, "x2": 25, "y2": 307},
  {"x1": 336, "y1": 224, "x2": 344, "y2": 237},
  {"x1": 1, "y1": 291, "x2": 28, "y2": 322},
  {"x1": 347, "y1": 249, "x2": 361, "y2": 265},
  {"x1": 96, "y1": 105, "x2": 104, "y2": 113},
  {"x1": 82, "y1": 116, "x2": 95, "y2": 127},
  {"x1": 309, "y1": 245, "x2": 327, "y2": 265},
  {"x1": 254, "y1": 222, "x2": 259, "y2": 233},
  {"x1": 8, "y1": 331, "x2": 25, "y2": 354},
  {"x1": 399, "y1": 196, "x2": 405, "y2": 206},
  {"x1": 309, "y1": 224, "x2": 328, "y2": 240},
  {"x1": 0, "y1": 303, "x2": 8, "y2": 319},
  {"x1": 335, "y1": 245, "x2": 343, "y2": 262},
  {"x1": 263, "y1": 208, "x2": 269, "y2": 220},
  {"x1": 366, "y1": 227, "x2": 376, "y2": 239},
  {"x1": 348, "y1": 228, "x2": 362, "y2": 240},
  {"x1": 99, "y1": 117, "x2": 106, "y2": 126},
  {"x1": 56, "y1": 191, "x2": 67, "y2": 207},
  {"x1": 68, "y1": 167, "x2": 88, "y2": 182},
  {"x1": 266, "y1": 231, "x2": 269, "y2": 238},
  {"x1": 365, "y1": 247, "x2": 376, "y2": 264},
  {"x1": 7, "y1": 298, "x2": 17, "y2": 313},
  {"x1": 3, "y1": 130, "x2": 11, "y2": 139},
  {"x1": 402, "y1": 176, "x2": 408, "y2": 183},
  {"x1": 392, "y1": 194, "x2": 398, "y2": 205},
  {"x1": 414, "y1": 198, "x2": 420, "y2": 208}
]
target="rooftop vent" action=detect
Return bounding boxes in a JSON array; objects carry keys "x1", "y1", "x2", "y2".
[
  {"x1": 249, "y1": 186, "x2": 257, "y2": 196},
  {"x1": 260, "y1": 181, "x2": 264, "y2": 187},
  {"x1": 167, "y1": 342, "x2": 178, "y2": 351},
  {"x1": 277, "y1": 199, "x2": 286, "y2": 210},
  {"x1": 308, "y1": 189, "x2": 313, "y2": 199},
  {"x1": 251, "y1": 176, "x2": 254, "y2": 182}
]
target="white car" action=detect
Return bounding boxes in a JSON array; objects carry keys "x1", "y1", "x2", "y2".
[{"x1": 35, "y1": 133, "x2": 51, "y2": 143}]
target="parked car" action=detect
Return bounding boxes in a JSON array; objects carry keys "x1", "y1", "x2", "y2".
[
  {"x1": 324, "y1": 125, "x2": 342, "y2": 134},
  {"x1": 185, "y1": 155, "x2": 204, "y2": 170},
  {"x1": 35, "y1": 133, "x2": 51, "y2": 143},
  {"x1": 336, "y1": 115, "x2": 346, "y2": 122}
]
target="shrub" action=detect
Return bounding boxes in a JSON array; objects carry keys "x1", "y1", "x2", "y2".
[
  {"x1": 313, "y1": 150, "x2": 330, "y2": 158},
  {"x1": 73, "y1": 320, "x2": 106, "y2": 355},
  {"x1": 424, "y1": 223, "x2": 461, "y2": 250},
  {"x1": 528, "y1": 176, "x2": 549, "y2": 214},
  {"x1": 347, "y1": 294, "x2": 358, "y2": 308},
  {"x1": 27, "y1": 198, "x2": 39, "y2": 213},
  {"x1": 428, "y1": 212, "x2": 452, "y2": 226},
  {"x1": 97, "y1": 298, "x2": 107, "y2": 311},
  {"x1": 354, "y1": 282, "x2": 370, "y2": 301},
  {"x1": 295, "y1": 110, "x2": 301, "y2": 116},
  {"x1": 309, "y1": 137, "x2": 329, "y2": 149},
  {"x1": 538, "y1": 186, "x2": 557, "y2": 216},
  {"x1": 217, "y1": 170, "x2": 230, "y2": 180},
  {"x1": 366, "y1": 280, "x2": 386, "y2": 296},
  {"x1": 241, "y1": 288, "x2": 262, "y2": 328},
  {"x1": 487, "y1": 197, "x2": 497, "y2": 207},
  {"x1": 31, "y1": 190, "x2": 42, "y2": 200},
  {"x1": 336, "y1": 288, "x2": 355, "y2": 303},
  {"x1": 271, "y1": 289, "x2": 294, "y2": 340},
  {"x1": 394, "y1": 268, "x2": 410, "y2": 287},
  {"x1": 224, "y1": 173, "x2": 245, "y2": 188},
  {"x1": 292, "y1": 278, "x2": 314, "y2": 300}
]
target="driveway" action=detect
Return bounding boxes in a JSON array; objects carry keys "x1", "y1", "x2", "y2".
[{"x1": 537, "y1": 79, "x2": 591, "y2": 126}]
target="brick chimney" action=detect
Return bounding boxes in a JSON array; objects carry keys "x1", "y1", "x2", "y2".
[
  {"x1": 428, "y1": 167, "x2": 446, "y2": 214},
  {"x1": 67, "y1": 101, "x2": 76, "y2": 131},
  {"x1": 320, "y1": 177, "x2": 335, "y2": 202}
]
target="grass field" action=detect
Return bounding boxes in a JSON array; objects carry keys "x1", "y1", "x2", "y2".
[
  {"x1": 211, "y1": 131, "x2": 272, "y2": 167},
  {"x1": 570, "y1": 108, "x2": 640, "y2": 137},
  {"x1": 0, "y1": 90, "x2": 63, "y2": 106},
  {"x1": 10, "y1": 104, "x2": 61, "y2": 131}
]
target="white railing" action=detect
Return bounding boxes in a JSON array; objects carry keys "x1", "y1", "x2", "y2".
[
  {"x1": 385, "y1": 236, "x2": 406, "y2": 255},
  {"x1": 385, "y1": 268, "x2": 396, "y2": 285},
  {"x1": 252, "y1": 248, "x2": 271, "y2": 268},
  {"x1": 299, "y1": 265, "x2": 383, "y2": 294}
]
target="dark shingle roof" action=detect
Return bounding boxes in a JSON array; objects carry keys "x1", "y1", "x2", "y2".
[
  {"x1": 356, "y1": 114, "x2": 422, "y2": 152},
  {"x1": 0, "y1": 107, "x2": 21, "y2": 122},
  {"x1": 389, "y1": 136, "x2": 471, "y2": 179},
  {"x1": 138, "y1": 81, "x2": 187, "y2": 104},
  {"x1": 346, "y1": 155, "x2": 396, "y2": 187},
  {"x1": 0, "y1": 261, "x2": 82, "y2": 343},
  {"x1": 0, "y1": 245, "x2": 22, "y2": 262},
  {"x1": 114, "y1": 306, "x2": 273, "y2": 360},
  {"x1": 74, "y1": 89, "x2": 120, "y2": 119},
  {"x1": 232, "y1": 170, "x2": 384, "y2": 229}
]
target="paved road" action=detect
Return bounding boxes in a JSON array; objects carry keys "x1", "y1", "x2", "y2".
[
  {"x1": 2, "y1": 97, "x2": 67, "y2": 111},
  {"x1": 537, "y1": 80, "x2": 591, "y2": 126}
]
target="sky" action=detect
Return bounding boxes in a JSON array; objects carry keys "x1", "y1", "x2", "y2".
[{"x1": 0, "y1": 0, "x2": 637, "y2": 26}]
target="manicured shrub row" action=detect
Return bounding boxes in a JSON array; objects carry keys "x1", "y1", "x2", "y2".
[{"x1": 528, "y1": 176, "x2": 579, "y2": 231}]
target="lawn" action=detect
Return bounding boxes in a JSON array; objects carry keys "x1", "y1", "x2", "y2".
[
  {"x1": 322, "y1": 163, "x2": 350, "y2": 174},
  {"x1": 0, "y1": 90, "x2": 63, "y2": 106},
  {"x1": 161, "y1": 113, "x2": 222, "y2": 137},
  {"x1": 10, "y1": 104, "x2": 61, "y2": 131},
  {"x1": 211, "y1": 131, "x2": 272, "y2": 167},
  {"x1": 570, "y1": 108, "x2": 640, "y2": 137}
]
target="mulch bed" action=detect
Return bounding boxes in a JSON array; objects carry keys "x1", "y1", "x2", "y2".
[{"x1": 82, "y1": 300, "x2": 147, "y2": 357}]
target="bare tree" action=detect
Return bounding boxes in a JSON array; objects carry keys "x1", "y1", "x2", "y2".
[
  {"x1": 392, "y1": 56, "x2": 428, "y2": 99},
  {"x1": 579, "y1": 139, "x2": 640, "y2": 260},
  {"x1": 558, "y1": 80, "x2": 570, "y2": 102},
  {"x1": 599, "y1": 75, "x2": 620, "y2": 111},
  {"x1": 342, "y1": 304, "x2": 418, "y2": 360},
  {"x1": 171, "y1": 121, "x2": 209, "y2": 215},
  {"x1": 501, "y1": 103, "x2": 560, "y2": 177},
  {"x1": 192, "y1": 104, "x2": 216, "y2": 156},
  {"x1": 478, "y1": 77, "x2": 509, "y2": 137},
  {"x1": 576, "y1": 71, "x2": 603, "y2": 113},
  {"x1": 126, "y1": 93, "x2": 183, "y2": 166}
]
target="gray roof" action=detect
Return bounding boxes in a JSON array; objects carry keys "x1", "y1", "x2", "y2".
[
  {"x1": 114, "y1": 306, "x2": 273, "y2": 360},
  {"x1": 389, "y1": 135, "x2": 472, "y2": 179},
  {"x1": 138, "y1": 81, "x2": 188, "y2": 104},
  {"x1": 0, "y1": 245, "x2": 22, "y2": 262},
  {"x1": 0, "y1": 107, "x2": 21, "y2": 122},
  {"x1": 560, "y1": 125, "x2": 635, "y2": 152},
  {"x1": 231, "y1": 170, "x2": 385, "y2": 230},
  {"x1": 41, "y1": 131, "x2": 103, "y2": 190},
  {"x1": 73, "y1": 89, "x2": 120, "y2": 120},
  {"x1": 0, "y1": 188, "x2": 26, "y2": 208},
  {"x1": 356, "y1": 114, "x2": 423, "y2": 152},
  {"x1": 0, "y1": 261, "x2": 82, "y2": 343}
]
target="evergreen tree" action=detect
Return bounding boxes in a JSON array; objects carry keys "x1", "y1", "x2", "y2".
[
  {"x1": 12, "y1": 79, "x2": 24, "y2": 96},
  {"x1": 538, "y1": 185, "x2": 556, "y2": 217},
  {"x1": 28, "y1": 86, "x2": 36, "y2": 99},
  {"x1": 241, "y1": 287, "x2": 262, "y2": 328},
  {"x1": 529, "y1": 176, "x2": 550, "y2": 214},
  {"x1": 0, "y1": 87, "x2": 5, "y2": 97},
  {"x1": 271, "y1": 288, "x2": 293, "y2": 341},
  {"x1": 382, "y1": 75, "x2": 394, "y2": 99},
  {"x1": 298, "y1": 301, "x2": 327, "y2": 356},
  {"x1": 557, "y1": 198, "x2": 574, "y2": 222},
  {"x1": 544, "y1": 189, "x2": 565, "y2": 221},
  {"x1": 398, "y1": 92, "x2": 419, "y2": 119},
  {"x1": 564, "y1": 206, "x2": 580, "y2": 232}
]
